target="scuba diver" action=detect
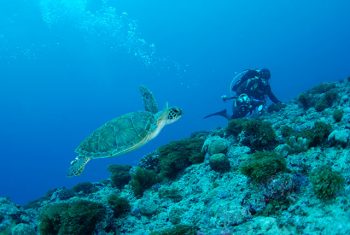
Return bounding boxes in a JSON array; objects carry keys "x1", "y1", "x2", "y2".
[
  {"x1": 204, "y1": 93, "x2": 264, "y2": 120},
  {"x1": 204, "y1": 68, "x2": 281, "y2": 120},
  {"x1": 228, "y1": 68, "x2": 281, "y2": 104}
]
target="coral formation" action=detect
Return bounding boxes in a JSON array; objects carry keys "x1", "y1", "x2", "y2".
[
  {"x1": 297, "y1": 93, "x2": 314, "y2": 110},
  {"x1": 309, "y1": 83, "x2": 336, "y2": 94},
  {"x1": 267, "y1": 102, "x2": 286, "y2": 113},
  {"x1": 72, "y1": 182, "x2": 98, "y2": 195},
  {"x1": 39, "y1": 200, "x2": 106, "y2": 235},
  {"x1": 208, "y1": 153, "x2": 231, "y2": 173},
  {"x1": 297, "y1": 82, "x2": 337, "y2": 111},
  {"x1": 150, "y1": 224, "x2": 197, "y2": 235},
  {"x1": 240, "y1": 151, "x2": 287, "y2": 183},
  {"x1": 130, "y1": 167, "x2": 160, "y2": 198},
  {"x1": 302, "y1": 121, "x2": 332, "y2": 147},
  {"x1": 159, "y1": 187, "x2": 183, "y2": 202},
  {"x1": 310, "y1": 166, "x2": 345, "y2": 200},
  {"x1": 328, "y1": 129, "x2": 350, "y2": 147},
  {"x1": 280, "y1": 125, "x2": 295, "y2": 138},
  {"x1": 107, "y1": 194, "x2": 130, "y2": 218},
  {"x1": 227, "y1": 119, "x2": 277, "y2": 151},
  {"x1": 202, "y1": 136, "x2": 228, "y2": 155},
  {"x1": 108, "y1": 164, "x2": 132, "y2": 189},
  {"x1": 138, "y1": 153, "x2": 160, "y2": 172},
  {"x1": 315, "y1": 90, "x2": 338, "y2": 112},
  {"x1": 158, "y1": 137, "x2": 205, "y2": 179},
  {"x1": 333, "y1": 108, "x2": 344, "y2": 122},
  {"x1": 226, "y1": 118, "x2": 248, "y2": 136}
]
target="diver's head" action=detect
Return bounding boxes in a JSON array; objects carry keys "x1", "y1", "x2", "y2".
[
  {"x1": 259, "y1": 68, "x2": 271, "y2": 80},
  {"x1": 237, "y1": 93, "x2": 250, "y2": 104}
]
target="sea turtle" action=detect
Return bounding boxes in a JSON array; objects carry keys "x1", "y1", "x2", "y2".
[{"x1": 68, "y1": 86, "x2": 182, "y2": 176}]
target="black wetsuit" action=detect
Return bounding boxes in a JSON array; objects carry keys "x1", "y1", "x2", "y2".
[
  {"x1": 204, "y1": 96, "x2": 264, "y2": 120},
  {"x1": 233, "y1": 70, "x2": 281, "y2": 103},
  {"x1": 231, "y1": 98, "x2": 264, "y2": 119}
]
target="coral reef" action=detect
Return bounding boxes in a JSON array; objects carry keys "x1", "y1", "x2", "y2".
[{"x1": 2, "y1": 78, "x2": 350, "y2": 234}]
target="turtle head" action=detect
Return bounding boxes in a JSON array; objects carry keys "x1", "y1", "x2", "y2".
[{"x1": 158, "y1": 106, "x2": 183, "y2": 126}]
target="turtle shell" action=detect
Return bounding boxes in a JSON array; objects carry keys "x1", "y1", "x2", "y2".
[{"x1": 76, "y1": 111, "x2": 156, "y2": 159}]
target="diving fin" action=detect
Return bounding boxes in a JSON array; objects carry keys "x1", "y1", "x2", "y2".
[{"x1": 203, "y1": 109, "x2": 230, "y2": 120}]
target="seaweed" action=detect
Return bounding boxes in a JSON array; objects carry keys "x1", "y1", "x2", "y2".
[
  {"x1": 240, "y1": 151, "x2": 287, "y2": 183},
  {"x1": 107, "y1": 194, "x2": 130, "y2": 218},
  {"x1": 310, "y1": 166, "x2": 345, "y2": 200},
  {"x1": 333, "y1": 109, "x2": 344, "y2": 122},
  {"x1": 39, "y1": 200, "x2": 105, "y2": 235},
  {"x1": 130, "y1": 167, "x2": 160, "y2": 198},
  {"x1": 158, "y1": 137, "x2": 205, "y2": 179},
  {"x1": 108, "y1": 164, "x2": 132, "y2": 189}
]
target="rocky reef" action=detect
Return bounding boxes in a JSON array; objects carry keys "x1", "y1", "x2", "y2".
[{"x1": 2, "y1": 78, "x2": 350, "y2": 235}]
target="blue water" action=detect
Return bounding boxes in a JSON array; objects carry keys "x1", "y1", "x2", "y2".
[{"x1": 0, "y1": 0, "x2": 349, "y2": 205}]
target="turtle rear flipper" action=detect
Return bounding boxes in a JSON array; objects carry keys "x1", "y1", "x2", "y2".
[
  {"x1": 67, "y1": 156, "x2": 91, "y2": 177},
  {"x1": 139, "y1": 86, "x2": 158, "y2": 114}
]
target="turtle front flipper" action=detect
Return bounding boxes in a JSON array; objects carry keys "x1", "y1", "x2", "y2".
[
  {"x1": 139, "y1": 86, "x2": 159, "y2": 114},
  {"x1": 67, "y1": 156, "x2": 91, "y2": 177}
]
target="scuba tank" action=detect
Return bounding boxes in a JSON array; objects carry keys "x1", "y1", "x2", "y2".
[{"x1": 229, "y1": 69, "x2": 250, "y2": 95}]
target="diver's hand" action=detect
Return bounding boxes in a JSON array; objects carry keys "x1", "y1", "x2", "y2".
[{"x1": 221, "y1": 95, "x2": 228, "y2": 101}]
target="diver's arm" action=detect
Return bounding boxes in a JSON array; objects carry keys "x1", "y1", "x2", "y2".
[
  {"x1": 267, "y1": 86, "x2": 281, "y2": 103},
  {"x1": 251, "y1": 98, "x2": 265, "y2": 106},
  {"x1": 221, "y1": 95, "x2": 237, "y2": 102}
]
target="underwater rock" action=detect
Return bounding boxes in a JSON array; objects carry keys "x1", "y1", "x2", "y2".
[
  {"x1": 245, "y1": 216, "x2": 281, "y2": 234},
  {"x1": 208, "y1": 153, "x2": 231, "y2": 173},
  {"x1": 138, "y1": 153, "x2": 160, "y2": 172},
  {"x1": 168, "y1": 206, "x2": 184, "y2": 225},
  {"x1": 72, "y1": 182, "x2": 98, "y2": 195},
  {"x1": 328, "y1": 129, "x2": 350, "y2": 147},
  {"x1": 264, "y1": 173, "x2": 301, "y2": 202},
  {"x1": 11, "y1": 223, "x2": 35, "y2": 235},
  {"x1": 137, "y1": 198, "x2": 158, "y2": 216},
  {"x1": 202, "y1": 136, "x2": 229, "y2": 156},
  {"x1": 276, "y1": 136, "x2": 309, "y2": 155},
  {"x1": 0, "y1": 197, "x2": 34, "y2": 234}
]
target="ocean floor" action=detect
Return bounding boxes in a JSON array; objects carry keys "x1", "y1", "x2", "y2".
[{"x1": 1, "y1": 77, "x2": 350, "y2": 235}]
